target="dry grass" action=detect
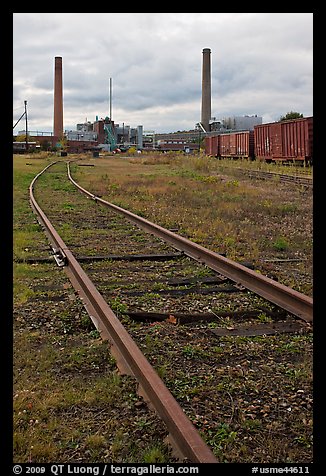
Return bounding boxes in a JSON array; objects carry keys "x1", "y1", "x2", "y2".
[
  {"x1": 13, "y1": 152, "x2": 313, "y2": 463},
  {"x1": 13, "y1": 154, "x2": 175, "y2": 464},
  {"x1": 73, "y1": 153, "x2": 312, "y2": 294}
]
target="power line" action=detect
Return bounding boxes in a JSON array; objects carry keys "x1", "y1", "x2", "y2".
[
  {"x1": 13, "y1": 109, "x2": 26, "y2": 129},
  {"x1": 13, "y1": 101, "x2": 29, "y2": 151}
]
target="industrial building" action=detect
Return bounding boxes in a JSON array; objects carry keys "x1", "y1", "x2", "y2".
[
  {"x1": 15, "y1": 57, "x2": 143, "y2": 153},
  {"x1": 209, "y1": 115, "x2": 262, "y2": 132},
  {"x1": 14, "y1": 50, "x2": 263, "y2": 154},
  {"x1": 65, "y1": 118, "x2": 142, "y2": 152}
]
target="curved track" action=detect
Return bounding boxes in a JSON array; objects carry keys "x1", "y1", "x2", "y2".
[
  {"x1": 29, "y1": 161, "x2": 218, "y2": 463},
  {"x1": 67, "y1": 162, "x2": 312, "y2": 324},
  {"x1": 28, "y1": 160, "x2": 313, "y2": 462}
]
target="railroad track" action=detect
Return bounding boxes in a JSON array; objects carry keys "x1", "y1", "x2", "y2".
[
  {"x1": 237, "y1": 168, "x2": 312, "y2": 187},
  {"x1": 27, "y1": 159, "x2": 313, "y2": 463}
]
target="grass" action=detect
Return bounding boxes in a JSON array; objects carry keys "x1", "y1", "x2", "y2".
[
  {"x1": 13, "y1": 327, "x2": 173, "y2": 463},
  {"x1": 13, "y1": 154, "x2": 175, "y2": 463},
  {"x1": 70, "y1": 154, "x2": 312, "y2": 282},
  {"x1": 273, "y1": 236, "x2": 289, "y2": 251},
  {"x1": 13, "y1": 152, "x2": 313, "y2": 463}
]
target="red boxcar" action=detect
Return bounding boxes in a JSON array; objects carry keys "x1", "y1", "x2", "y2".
[
  {"x1": 205, "y1": 131, "x2": 254, "y2": 159},
  {"x1": 219, "y1": 131, "x2": 254, "y2": 159},
  {"x1": 254, "y1": 117, "x2": 313, "y2": 164},
  {"x1": 205, "y1": 135, "x2": 219, "y2": 156}
]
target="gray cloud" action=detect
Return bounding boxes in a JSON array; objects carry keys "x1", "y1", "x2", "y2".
[{"x1": 13, "y1": 12, "x2": 313, "y2": 134}]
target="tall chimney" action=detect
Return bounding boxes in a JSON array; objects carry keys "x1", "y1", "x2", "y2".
[
  {"x1": 201, "y1": 48, "x2": 211, "y2": 132},
  {"x1": 53, "y1": 56, "x2": 63, "y2": 141}
]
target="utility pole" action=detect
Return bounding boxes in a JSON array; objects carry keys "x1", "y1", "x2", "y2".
[
  {"x1": 24, "y1": 100, "x2": 28, "y2": 151},
  {"x1": 122, "y1": 122, "x2": 124, "y2": 147},
  {"x1": 109, "y1": 77, "x2": 112, "y2": 121}
]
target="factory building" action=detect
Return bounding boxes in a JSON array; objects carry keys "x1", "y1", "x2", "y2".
[
  {"x1": 50, "y1": 56, "x2": 143, "y2": 153},
  {"x1": 66, "y1": 126, "x2": 97, "y2": 141},
  {"x1": 14, "y1": 51, "x2": 263, "y2": 154},
  {"x1": 209, "y1": 115, "x2": 262, "y2": 132},
  {"x1": 65, "y1": 118, "x2": 142, "y2": 152}
]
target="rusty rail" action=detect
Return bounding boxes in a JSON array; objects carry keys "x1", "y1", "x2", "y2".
[
  {"x1": 68, "y1": 162, "x2": 313, "y2": 324},
  {"x1": 245, "y1": 169, "x2": 313, "y2": 187},
  {"x1": 29, "y1": 161, "x2": 218, "y2": 463}
]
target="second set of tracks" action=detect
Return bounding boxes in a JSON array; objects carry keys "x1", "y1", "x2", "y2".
[{"x1": 28, "y1": 159, "x2": 313, "y2": 463}]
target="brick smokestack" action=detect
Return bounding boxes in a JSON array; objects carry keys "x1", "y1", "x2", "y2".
[
  {"x1": 53, "y1": 56, "x2": 64, "y2": 141},
  {"x1": 201, "y1": 48, "x2": 211, "y2": 132}
]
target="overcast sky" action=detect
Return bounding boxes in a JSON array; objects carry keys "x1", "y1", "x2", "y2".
[{"x1": 13, "y1": 12, "x2": 313, "y2": 135}]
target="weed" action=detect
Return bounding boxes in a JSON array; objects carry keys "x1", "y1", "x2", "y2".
[
  {"x1": 88, "y1": 329, "x2": 101, "y2": 339},
  {"x1": 182, "y1": 345, "x2": 197, "y2": 358},
  {"x1": 109, "y1": 297, "x2": 128, "y2": 314},
  {"x1": 257, "y1": 312, "x2": 273, "y2": 323},
  {"x1": 13, "y1": 283, "x2": 36, "y2": 304},
  {"x1": 137, "y1": 292, "x2": 161, "y2": 304},
  {"x1": 204, "y1": 423, "x2": 237, "y2": 457},
  {"x1": 212, "y1": 345, "x2": 224, "y2": 353},
  {"x1": 155, "y1": 364, "x2": 169, "y2": 379},
  {"x1": 85, "y1": 434, "x2": 107, "y2": 449},
  {"x1": 181, "y1": 344, "x2": 209, "y2": 359},
  {"x1": 276, "y1": 341, "x2": 301, "y2": 354},
  {"x1": 226, "y1": 179, "x2": 239, "y2": 187},
  {"x1": 273, "y1": 236, "x2": 289, "y2": 251},
  {"x1": 243, "y1": 419, "x2": 262, "y2": 431},
  {"x1": 110, "y1": 429, "x2": 126, "y2": 457},
  {"x1": 294, "y1": 435, "x2": 312, "y2": 449},
  {"x1": 277, "y1": 203, "x2": 298, "y2": 214},
  {"x1": 136, "y1": 418, "x2": 152, "y2": 429},
  {"x1": 62, "y1": 203, "x2": 75, "y2": 211},
  {"x1": 170, "y1": 375, "x2": 202, "y2": 401},
  {"x1": 142, "y1": 446, "x2": 167, "y2": 463},
  {"x1": 144, "y1": 334, "x2": 162, "y2": 353}
]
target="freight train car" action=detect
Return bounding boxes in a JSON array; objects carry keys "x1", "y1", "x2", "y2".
[
  {"x1": 254, "y1": 117, "x2": 313, "y2": 165},
  {"x1": 205, "y1": 135, "x2": 219, "y2": 156},
  {"x1": 205, "y1": 116, "x2": 313, "y2": 165},
  {"x1": 205, "y1": 130, "x2": 254, "y2": 160},
  {"x1": 219, "y1": 130, "x2": 254, "y2": 159}
]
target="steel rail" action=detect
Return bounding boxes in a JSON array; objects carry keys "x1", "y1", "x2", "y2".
[
  {"x1": 68, "y1": 162, "x2": 313, "y2": 324},
  {"x1": 245, "y1": 169, "x2": 313, "y2": 187},
  {"x1": 29, "y1": 161, "x2": 218, "y2": 463}
]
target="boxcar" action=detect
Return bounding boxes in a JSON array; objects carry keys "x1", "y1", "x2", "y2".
[
  {"x1": 219, "y1": 130, "x2": 254, "y2": 159},
  {"x1": 254, "y1": 117, "x2": 313, "y2": 164},
  {"x1": 205, "y1": 135, "x2": 219, "y2": 156},
  {"x1": 205, "y1": 131, "x2": 254, "y2": 160}
]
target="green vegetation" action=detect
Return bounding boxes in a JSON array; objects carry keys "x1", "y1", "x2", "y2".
[
  {"x1": 13, "y1": 155, "x2": 174, "y2": 463},
  {"x1": 69, "y1": 154, "x2": 312, "y2": 294},
  {"x1": 13, "y1": 153, "x2": 312, "y2": 463},
  {"x1": 279, "y1": 111, "x2": 303, "y2": 121}
]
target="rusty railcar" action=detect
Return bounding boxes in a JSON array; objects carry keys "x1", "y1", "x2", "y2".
[
  {"x1": 205, "y1": 135, "x2": 219, "y2": 156},
  {"x1": 254, "y1": 117, "x2": 313, "y2": 164},
  {"x1": 219, "y1": 130, "x2": 254, "y2": 159},
  {"x1": 205, "y1": 130, "x2": 254, "y2": 159}
]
